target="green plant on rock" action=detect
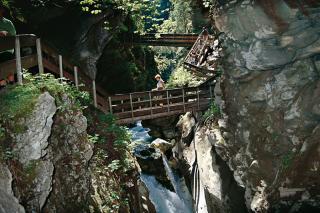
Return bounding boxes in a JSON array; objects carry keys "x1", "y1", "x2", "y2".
[
  {"x1": 203, "y1": 101, "x2": 221, "y2": 120},
  {"x1": 108, "y1": 160, "x2": 121, "y2": 172},
  {"x1": 282, "y1": 151, "x2": 295, "y2": 169}
]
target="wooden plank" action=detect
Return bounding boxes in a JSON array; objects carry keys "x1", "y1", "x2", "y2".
[
  {"x1": 0, "y1": 54, "x2": 37, "y2": 79},
  {"x1": 92, "y1": 80, "x2": 97, "y2": 108},
  {"x1": 58, "y1": 55, "x2": 63, "y2": 79},
  {"x1": 15, "y1": 37, "x2": 22, "y2": 85},
  {"x1": 36, "y1": 38, "x2": 44, "y2": 74},
  {"x1": 74, "y1": 66, "x2": 79, "y2": 88},
  {"x1": 0, "y1": 34, "x2": 37, "y2": 52}
]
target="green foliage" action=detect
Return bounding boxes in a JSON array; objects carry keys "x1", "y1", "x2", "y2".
[
  {"x1": 80, "y1": 0, "x2": 162, "y2": 33},
  {"x1": 282, "y1": 151, "x2": 295, "y2": 169},
  {"x1": 0, "y1": 72, "x2": 89, "y2": 123},
  {"x1": 203, "y1": 101, "x2": 220, "y2": 120},
  {"x1": 167, "y1": 66, "x2": 203, "y2": 88},
  {"x1": 108, "y1": 160, "x2": 121, "y2": 172},
  {"x1": 88, "y1": 134, "x2": 100, "y2": 144}
]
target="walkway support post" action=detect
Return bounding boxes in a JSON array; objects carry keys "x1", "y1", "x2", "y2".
[
  {"x1": 197, "y1": 87, "x2": 200, "y2": 110},
  {"x1": 15, "y1": 36, "x2": 22, "y2": 85},
  {"x1": 59, "y1": 55, "x2": 63, "y2": 80},
  {"x1": 149, "y1": 91, "x2": 153, "y2": 115},
  {"x1": 182, "y1": 88, "x2": 186, "y2": 112},
  {"x1": 36, "y1": 38, "x2": 44, "y2": 74},
  {"x1": 166, "y1": 90, "x2": 170, "y2": 112},
  {"x1": 108, "y1": 97, "x2": 113, "y2": 114},
  {"x1": 130, "y1": 93, "x2": 134, "y2": 118},
  {"x1": 74, "y1": 66, "x2": 79, "y2": 88},
  {"x1": 92, "y1": 80, "x2": 97, "y2": 108}
]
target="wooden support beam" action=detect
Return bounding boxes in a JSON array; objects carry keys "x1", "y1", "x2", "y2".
[
  {"x1": 130, "y1": 93, "x2": 134, "y2": 118},
  {"x1": 58, "y1": 55, "x2": 63, "y2": 80},
  {"x1": 74, "y1": 66, "x2": 79, "y2": 88},
  {"x1": 92, "y1": 80, "x2": 97, "y2": 108},
  {"x1": 149, "y1": 92, "x2": 153, "y2": 115},
  {"x1": 182, "y1": 88, "x2": 186, "y2": 112},
  {"x1": 197, "y1": 87, "x2": 200, "y2": 110},
  {"x1": 36, "y1": 38, "x2": 44, "y2": 74},
  {"x1": 166, "y1": 90, "x2": 170, "y2": 113},
  {"x1": 15, "y1": 37, "x2": 22, "y2": 85},
  {"x1": 108, "y1": 97, "x2": 113, "y2": 114}
]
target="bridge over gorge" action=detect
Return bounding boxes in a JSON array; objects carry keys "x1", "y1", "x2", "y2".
[
  {"x1": 0, "y1": 34, "x2": 214, "y2": 124},
  {"x1": 127, "y1": 33, "x2": 198, "y2": 47},
  {"x1": 107, "y1": 84, "x2": 214, "y2": 124}
]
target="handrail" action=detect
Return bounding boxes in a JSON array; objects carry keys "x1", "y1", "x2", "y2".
[{"x1": 0, "y1": 34, "x2": 108, "y2": 109}]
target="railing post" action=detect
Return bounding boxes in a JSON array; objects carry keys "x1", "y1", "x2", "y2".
[
  {"x1": 121, "y1": 100, "x2": 124, "y2": 112},
  {"x1": 130, "y1": 93, "x2": 134, "y2": 118},
  {"x1": 36, "y1": 38, "x2": 44, "y2": 74},
  {"x1": 15, "y1": 36, "x2": 22, "y2": 85},
  {"x1": 92, "y1": 80, "x2": 97, "y2": 108},
  {"x1": 108, "y1": 97, "x2": 113, "y2": 114},
  {"x1": 74, "y1": 66, "x2": 79, "y2": 88},
  {"x1": 58, "y1": 55, "x2": 63, "y2": 80},
  {"x1": 182, "y1": 88, "x2": 186, "y2": 112},
  {"x1": 149, "y1": 91, "x2": 153, "y2": 115},
  {"x1": 166, "y1": 90, "x2": 170, "y2": 113},
  {"x1": 197, "y1": 87, "x2": 200, "y2": 110}
]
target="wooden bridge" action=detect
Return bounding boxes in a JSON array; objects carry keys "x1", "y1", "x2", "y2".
[
  {"x1": 0, "y1": 34, "x2": 213, "y2": 124},
  {"x1": 128, "y1": 33, "x2": 198, "y2": 47},
  {"x1": 107, "y1": 84, "x2": 213, "y2": 124}
]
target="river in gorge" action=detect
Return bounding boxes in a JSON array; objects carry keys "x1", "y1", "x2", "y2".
[{"x1": 129, "y1": 121, "x2": 194, "y2": 213}]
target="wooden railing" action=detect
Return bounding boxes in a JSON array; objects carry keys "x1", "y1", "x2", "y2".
[
  {"x1": 107, "y1": 84, "x2": 214, "y2": 124},
  {"x1": 184, "y1": 31, "x2": 215, "y2": 76},
  {"x1": 0, "y1": 34, "x2": 109, "y2": 111}
]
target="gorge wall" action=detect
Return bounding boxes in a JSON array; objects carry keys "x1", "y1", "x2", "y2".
[{"x1": 181, "y1": 0, "x2": 320, "y2": 212}]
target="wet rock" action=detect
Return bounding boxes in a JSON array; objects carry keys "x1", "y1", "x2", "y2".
[{"x1": 150, "y1": 138, "x2": 173, "y2": 153}]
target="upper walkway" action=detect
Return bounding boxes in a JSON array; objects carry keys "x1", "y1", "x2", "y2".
[{"x1": 128, "y1": 33, "x2": 198, "y2": 47}]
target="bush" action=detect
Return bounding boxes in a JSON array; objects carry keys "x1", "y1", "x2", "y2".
[{"x1": 203, "y1": 101, "x2": 220, "y2": 120}]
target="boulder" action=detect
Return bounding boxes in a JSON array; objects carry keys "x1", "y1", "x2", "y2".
[{"x1": 0, "y1": 164, "x2": 25, "y2": 213}]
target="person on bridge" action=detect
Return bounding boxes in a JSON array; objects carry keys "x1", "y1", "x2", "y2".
[
  {"x1": 154, "y1": 74, "x2": 165, "y2": 91},
  {"x1": 0, "y1": 3, "x2": 16, "y2": 88}
]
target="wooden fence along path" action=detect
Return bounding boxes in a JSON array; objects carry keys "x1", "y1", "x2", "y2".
[
  {"x1": 0, "y1": 34, "x2": 109, "y2": 110},
  {"x1": 0, "y1": 34, "x2": 213, "y2": 124}
]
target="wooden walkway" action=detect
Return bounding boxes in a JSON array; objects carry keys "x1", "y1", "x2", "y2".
[
  {"x1": 107, "y1": 85, "x2": 214, "y2": 124},
  {"x1": 184, "y1": 30, "x2": 216, "y2": 76},
  {"x1": 0, "y1": 34, "x2": 213, "y2": 125},
  {"x1": 130, "y1": 33, "x2": 198, "y2": 47}
]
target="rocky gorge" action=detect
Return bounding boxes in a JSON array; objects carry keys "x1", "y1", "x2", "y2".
[{"x1": 0, "y1": 0, "x2": 319, "y2": 212}]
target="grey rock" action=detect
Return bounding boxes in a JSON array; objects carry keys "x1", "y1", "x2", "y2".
[
  {"x1": 0, "y1": 164, "x2": 25, "y2": 213},
  {"x1": 14, "y1": 92, "x2": 57, "y2": 164}
]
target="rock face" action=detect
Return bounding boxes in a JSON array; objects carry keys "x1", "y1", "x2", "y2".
[
  {"x1": 208, "y1": 0, "x2": 320, "y2": 212},
  {"x1": 0, "y1": 92, "x2": 93, "y2": 212},
  {"x1": 0, "y1": 164, "x2": 25, "y2": 213},
  {"x1": 174, "y1": 113, "x2": 247, "y2": 213}
]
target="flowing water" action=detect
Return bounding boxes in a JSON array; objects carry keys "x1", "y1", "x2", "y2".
[{"x1": 130, "y1": 121, "x2": 194, "y2": 213}]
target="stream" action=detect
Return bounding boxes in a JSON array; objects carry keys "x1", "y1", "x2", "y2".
[{"x1": 129, "y1": 121, "x2": 194, "y2": 213}]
